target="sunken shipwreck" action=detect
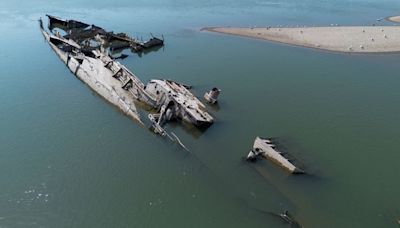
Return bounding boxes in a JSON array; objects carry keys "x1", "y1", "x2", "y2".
[{"x1": 40, "y1": 15, "x2": 215, "y2": 146}]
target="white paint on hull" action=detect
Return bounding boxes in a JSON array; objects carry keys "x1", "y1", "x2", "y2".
[
  {"x1": 251, "y1": 137, "x2": 303, "y2": 174},
  {"x1": 41, "y1": 29, "x2": 143, "y2": 124}
]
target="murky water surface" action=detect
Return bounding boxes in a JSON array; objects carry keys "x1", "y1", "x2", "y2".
[{"x1": 1, "y1": 0, "x2": 400, "y2": 227}]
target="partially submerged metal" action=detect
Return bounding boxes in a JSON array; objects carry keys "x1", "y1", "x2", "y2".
[
  {"x1": 46, "y1": 15, "x2": 164, "y2": 54},
  {"x1": 246, "y1": 137, "x2": 304, "y2": 174},
  {"x1": 47, "y1": 14, "x2": 90, "y2": 30},
  {"x1": 40, "y1": 15, "x2": 213, "y2": 145},
  {"x1": 277, "y1": 211, "x2": 302, "y2": 227},
  {"x1": 204, "y1": 87, "x2": 221, "y2": 104}
]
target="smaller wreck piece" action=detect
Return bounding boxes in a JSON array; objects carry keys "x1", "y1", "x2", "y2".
[
  {"x1": 246, "y1": 137, "x2": 304, "y2": 174},
  {"x1": 204, "y1": 87, "x2": 221, "y2": 104},
  {"x1": 277, "y1": 211, "x2": 302, "y2": 227},
  {"x1": 141, "y1": 37, "x2": 164, "y2": 48}
]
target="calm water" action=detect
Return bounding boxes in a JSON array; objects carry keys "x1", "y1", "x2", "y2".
[{"x1": 1, "y1": 0, "x2": 400, "y2": 227}]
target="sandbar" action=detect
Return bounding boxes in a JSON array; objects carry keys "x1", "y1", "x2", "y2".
[
  {"x1": 387, "y1": 16, "x2": 400, "y2": 23},
  {"x1": 204, "y1": 26, "x2": 400, "y2": 53}
]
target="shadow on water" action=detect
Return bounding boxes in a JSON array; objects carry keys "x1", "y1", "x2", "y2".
[
  {"x1": 267, "y1": 136, "x2": 326, "y2": 177},
  {"x1": 254, "y1": 209, "x2": 303, "y2": 228},
  {"x1": 136, "y1": 45, "x2": 164, "y2": 57},
  {"x1": 242, "y1": 156, "x2": 325, "y2": 189},
  {"x1": 234, "y1": 194, "x2": 303, "y2": 228},
  {"x1": 205, "y1": 102, "x2": 221, "y2": 112},
  {"x1": 162, "y1": 119, "x2": 211, "y2": 139}
]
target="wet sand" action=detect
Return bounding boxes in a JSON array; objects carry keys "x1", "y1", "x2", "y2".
[{"x1": 204, "y1": 26, "x2": 400, "y2": 53}]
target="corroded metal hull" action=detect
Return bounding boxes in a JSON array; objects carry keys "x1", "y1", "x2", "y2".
[
  {"x1": 40, "y1": 15, "x2": 214, "y2": 137},
  {"x1": 40, "y1": 27, "x2": 143, "y2": 124}
]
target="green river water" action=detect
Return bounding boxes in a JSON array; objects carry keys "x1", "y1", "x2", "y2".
[{"x1": 1, "y1": 0, "x2": 400, "y2": 227}]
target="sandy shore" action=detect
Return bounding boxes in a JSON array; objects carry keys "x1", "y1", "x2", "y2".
[
  {"x1": 204, "y1": 26, "x2": 400, "y2": 53},
  {"x1": 387, "y1": 16, "x2": 400, "y2": 23}
]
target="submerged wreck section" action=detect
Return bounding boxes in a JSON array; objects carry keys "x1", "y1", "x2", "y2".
[
  {"x1": 247, "y1": 137, "x2": 304, "y2": 174},
  {"x1": 40, "y1": 15, "x2": 213, "y2": 140},
  {"x1": 47, "y1": 14, "x2": 89, "y2": 30},
  {"x1": 46, "y1": 15, "x2": 164, "y2": 55}
]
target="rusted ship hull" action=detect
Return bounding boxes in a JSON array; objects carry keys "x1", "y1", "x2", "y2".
[
  {"x1": 40, "y1": 16, "x2": 214, "y2": 134},
  {"x1": 40, "y1": 25, "x2": 143, "y2": 124}
]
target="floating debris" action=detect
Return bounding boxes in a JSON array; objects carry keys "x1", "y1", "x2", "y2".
[{"x1": 246, "y1": 137, "x2": 304, "y2": 174}]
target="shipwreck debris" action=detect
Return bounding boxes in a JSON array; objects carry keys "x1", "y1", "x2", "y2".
[
  {"x1": 46, "y1": 14, "x2": 164, "y2": 55},
  {"x1": 145, "y1": 79, "x2": 213, "y2": 127},
  {"x1": 141, "y1": 36, "x2": 164, "y2": 48},
  {"x1": 204, "y1": 87, "x2": 221, "y2": 104},
  {"x1": 171, "y1": 132, "x2": 190, "y2": 151},
  {"x1": 149, "y1": 111, "x2": 168, "y2": 137},
  {"x1": 40, "y1": 15, "x2": 213, "y2": 143},
  {"x1": 277, "y1": 210, "x2": 302, "y2": 227},
  {"x1": 47, "y1": 14, "x2": 89, "y2": 30},
  {"x1": 246, "y1": 137, "x2": 304, "y2": 174}
]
